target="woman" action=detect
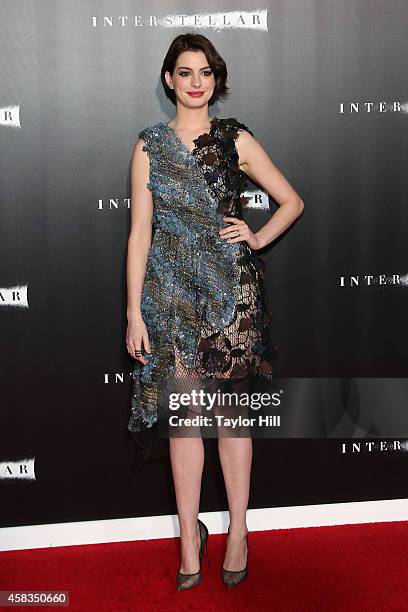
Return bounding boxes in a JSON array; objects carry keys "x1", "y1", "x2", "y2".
[{"x1": 126, "y1": 33, "x2": 304, "y2": 590}]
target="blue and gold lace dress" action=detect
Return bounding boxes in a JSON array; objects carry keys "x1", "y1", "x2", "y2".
[{"x1": 128, "y1": 116, "x2": 278, "y2": 450}]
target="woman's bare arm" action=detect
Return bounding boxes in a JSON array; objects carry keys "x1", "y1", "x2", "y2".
[
  {"x1": 234, "y1": 129, "x2": 304, "y2": 249},
  {"x1": 126, "y1": 138, "x2": 153, "y2": 321}
]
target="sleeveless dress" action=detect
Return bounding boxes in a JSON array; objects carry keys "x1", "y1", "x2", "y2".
[{"x1": 128, "y1": 116, "x2": 278, "y2": 452}]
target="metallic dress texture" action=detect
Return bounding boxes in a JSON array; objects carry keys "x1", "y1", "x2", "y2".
[{"x1": 128, "y1": 116, "x2": 278, "y2": 437}]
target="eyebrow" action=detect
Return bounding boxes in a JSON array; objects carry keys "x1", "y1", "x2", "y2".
[{"x1": 176, "y1": 66, "x2": 212, "y2": 70}]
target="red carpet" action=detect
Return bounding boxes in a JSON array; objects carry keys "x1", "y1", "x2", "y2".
[{"x1": 1, "y1": 521, "x2": 408, "y2": 611}]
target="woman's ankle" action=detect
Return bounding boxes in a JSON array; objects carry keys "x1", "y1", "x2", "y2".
[
  {"x1": 228, "y1": 524, "x2": 248, "y2": 538},
  {"x1": 180, "y1": 521, "x2": 200, "y2": 541}
]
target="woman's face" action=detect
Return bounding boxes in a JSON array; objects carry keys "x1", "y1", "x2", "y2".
[{"x1": 165, "y1": 50, "x2": 216, "y2": 109}]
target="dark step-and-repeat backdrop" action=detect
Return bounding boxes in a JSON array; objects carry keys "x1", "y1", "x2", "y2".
[{"x1": 1, "y1": 1, "x2": 408, "y2": 528}]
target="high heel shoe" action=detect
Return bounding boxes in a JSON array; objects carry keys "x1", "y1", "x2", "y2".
[
  {"x1": 177, "y1": 518, "x2": 210, "y2": 591},
  {"x1": 221, "y1": 526, "x2": 248, "y2": 588}
]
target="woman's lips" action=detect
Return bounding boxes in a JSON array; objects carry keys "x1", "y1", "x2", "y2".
[{"x1": 187, "y1": 91, "x2": 204, "y2": 97}]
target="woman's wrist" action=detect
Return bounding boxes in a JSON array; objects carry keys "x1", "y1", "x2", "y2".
[
  {"x1": 127, "y1": 308, "x2": 143, "y2": 321},
  {"x1": 253, "y1": 232, "x2": 267, "y2": 250}
]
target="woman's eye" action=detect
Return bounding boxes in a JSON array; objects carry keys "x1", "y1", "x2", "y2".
[{"x1": 178, "y1": 71, "x2": 213, "y2": 77}]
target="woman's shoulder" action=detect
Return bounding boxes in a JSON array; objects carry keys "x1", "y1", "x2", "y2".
[
  {"x1": 216, "y1": 116, "x2": 254, "y2": 138},
  {"x1": 136, "y1": 121, "x2": 166, "y2": 153},
  {"x1": 138, "y1": 120, "x2": 165, "y2": 140},
  {"x1": 136, "y1": 117, "x2": 254, "y2": 149}
]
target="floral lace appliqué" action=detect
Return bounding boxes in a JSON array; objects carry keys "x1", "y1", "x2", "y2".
[{"x1": 128, "y1": 116, "x2": 278, "y2": 440}]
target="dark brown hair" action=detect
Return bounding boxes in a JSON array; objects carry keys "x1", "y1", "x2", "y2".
[{"x1": 161, "y1": 33, "x2": 229, "y2": 107}]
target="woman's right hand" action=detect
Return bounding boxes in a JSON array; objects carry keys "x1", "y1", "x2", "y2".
[{"x1": 126, "y1": 314, "x2": 151, "y2": 365}]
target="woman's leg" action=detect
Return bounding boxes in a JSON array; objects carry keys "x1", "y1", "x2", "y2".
[
  {"x1": 218, "y1": 436, "x2": 251, "y2": 570},
  {"x1": 169, "y1": 347, "x2": 205, "y2": 574},
  {"x1": 170, "y1": 437, "x2": 204, "y2": 573}
]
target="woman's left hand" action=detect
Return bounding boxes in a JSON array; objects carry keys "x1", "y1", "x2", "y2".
[{"x1": 219, "y1": 216, "x2": 262, "y2": 250}]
